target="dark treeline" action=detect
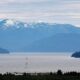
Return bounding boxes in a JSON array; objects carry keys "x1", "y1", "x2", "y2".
[{"x1": 0, "y1": 70, "x2": 80, "y2": 80}]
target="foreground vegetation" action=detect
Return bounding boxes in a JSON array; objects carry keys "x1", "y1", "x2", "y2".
[{"x1": 0, "y1": 70, "x2": 80, "y2": 80}]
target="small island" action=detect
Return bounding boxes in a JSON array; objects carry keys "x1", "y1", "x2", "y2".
[
  {"x1": 0, "y1": 48, "x2": 9, "y2": 54},
  {"x1": 71, "y1": 51, "x2": 80, "y2": 58}
]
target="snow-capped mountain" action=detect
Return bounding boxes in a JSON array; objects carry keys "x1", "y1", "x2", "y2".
[
  {"x1": 0, "y1": 19, "x2": 80, "y2": 52},
  {"x1": 0, "y1": 19, "x2": 77, "y2": 29},
  {"x1": 0, "y1": 19, "x2": 28, "y2": 29}
]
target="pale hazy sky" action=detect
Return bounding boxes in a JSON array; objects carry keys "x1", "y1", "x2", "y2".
[{"x1": 0, "y1": 0, "x2": 80, "y2": 26}]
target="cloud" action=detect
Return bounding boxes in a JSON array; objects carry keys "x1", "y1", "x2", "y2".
[
  {"x1": 0, "y1": 0, "x2": 80, "y2": 26},
  {"x1": 0, "y1": 14, "x2": 7, "y2": 18},
  {"x1": 0, "y1": 0, "x2": 14, "y2": 4},
  {"x1": 0, "y1": 0, "x2": 50, "y2": 4}
]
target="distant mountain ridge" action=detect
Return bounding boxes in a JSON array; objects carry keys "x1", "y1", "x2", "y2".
[
  {"x1": 0, "y1": 48, "x2": 9, "y2": 53},
  {"x1": 24, "y1": 33, "x2": 80, "y2": 52},
  {"x1": 0, "y1": 19, "x2": 80, "y2": 52}
]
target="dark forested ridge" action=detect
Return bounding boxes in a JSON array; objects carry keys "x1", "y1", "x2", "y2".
[
  {"x1": 71, "y1": 51, "x2": 80, "y2": 58},
  {"x1": 0, "y1": 70, "x2": 80, "y2": 80}
]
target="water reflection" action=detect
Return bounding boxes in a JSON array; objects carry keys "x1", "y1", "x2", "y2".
[{"x1": 0, "y1": 53, "x2": 80, "y2": 73}]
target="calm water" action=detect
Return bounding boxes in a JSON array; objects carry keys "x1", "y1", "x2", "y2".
[{"x1": 0, "y1": 53, "x2": 80, "y2": 73}]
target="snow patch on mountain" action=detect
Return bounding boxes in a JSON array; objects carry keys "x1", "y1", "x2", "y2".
[
  {"x1": 0, "y1": 19, "x2": 79, "y2": 30},
  {"x1": 4, "y1": 19, "x2": 16, "y2": 26}
]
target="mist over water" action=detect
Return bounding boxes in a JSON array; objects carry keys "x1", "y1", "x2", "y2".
[{"x1": 0, "y1": 53, "x2": 80, "y2": 73}]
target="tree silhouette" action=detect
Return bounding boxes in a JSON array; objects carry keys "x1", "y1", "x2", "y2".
[{"x1": 57, "y1": 70, "x2": 63, "y2": 75}]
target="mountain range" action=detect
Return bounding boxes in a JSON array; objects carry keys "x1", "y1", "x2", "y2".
[
  {"x1": 0, "y1": 19, "x2": 80, "y2": 52},
  {"x1": 0, "y1": 48, "x2": 9, "y2": 53}
]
